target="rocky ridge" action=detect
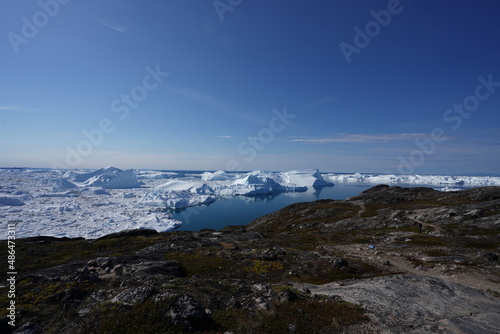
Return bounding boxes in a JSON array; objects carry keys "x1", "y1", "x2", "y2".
[{"x1": 0, "y1": 185, "x2": 499, "y2": 333}]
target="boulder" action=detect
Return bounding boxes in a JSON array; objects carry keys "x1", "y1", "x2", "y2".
[
  {"x1": 166, "y1": 294, "x2": 212, "y2": 330},
  {"x1": 111, "y1": 286, "x2": 156, "y2": 306}
]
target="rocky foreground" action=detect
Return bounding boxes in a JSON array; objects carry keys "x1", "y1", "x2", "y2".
[{"x1": 1, "y1": 185, "x2": 499, "y2": 333}]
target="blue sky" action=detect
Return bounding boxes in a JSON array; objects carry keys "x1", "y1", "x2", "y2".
[{"x1": 1, "y1": 0, "x2": 499, "y2": 174}]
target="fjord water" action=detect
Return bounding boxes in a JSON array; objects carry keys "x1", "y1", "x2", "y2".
[{"x1": 172, "y1": 182, "x2": 466, "y2": 231}]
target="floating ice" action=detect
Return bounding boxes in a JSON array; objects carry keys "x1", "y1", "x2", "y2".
[
  {"x1": 53, "y1": 178, "x2": 78, "y2": 191},
  {"x1": 213, "y1": 171, "x2": 303, "y2": 196},
  {"x1": 436, "y1": 186, "x2": 464, "y2": 192},
  {"x1": 201, "y1": 170, "x2": 236, "y2": 181},
  {"x1": 134, "y1": 213, "x2": 182, "y2": 231},
  {"x1": 326, "y1": 173, "x2": 500, "y2": 187},
  {"x1": 0, "y1": 196, "x2": 25, "y2": 206},
  {"x1": 281, "y1": 169, "x2": 333, "y2": 188},
  {"x1": 3, "y1": 166, "x2": 499, "y2": 240},
  {"x1": 92, "y1": 188, "x2": 111, "y2": 196},
  {"x1": 65, "y1": 166, "x2": 142, "y2": 189},
  {"x1": 136, "y1": 170, "x2": 183, "y2": 179},
  {"x1": 140, "y1": 180, "x2": 217, "y2": 209}
]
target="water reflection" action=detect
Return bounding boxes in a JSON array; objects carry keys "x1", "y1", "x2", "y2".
[{"x1": 173, "y1": 183, "x2": 350, "y2": 231}]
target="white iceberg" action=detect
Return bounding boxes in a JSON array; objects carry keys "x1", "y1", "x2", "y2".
[
  {"x1": 326, "y1": 173, "x2": 500, "y2": 187},
  {"x1": 66, "y1": 167, "x2": 142, "y2": 189},
  {"x1": 53, "y1": 178, "x2": 78, "y2": 191},
  {"x1": 281, "y1": 169, "x2": 333, "y2": 187},
  {"x1": 136, "y1": 170, "x2": 182, "y2": 179},
  {"x1": 201, "y1": 170, "x2": 236, "y2": 181},
  {"x1": 130, "y1": 213, "x2": 181, "y2": 232},
  {"x1": 140, "y1": 180, "x2": 217, "y2": 209},
  {"x1": 213, "y1": 170, "x2": 308, "y2": 196}
]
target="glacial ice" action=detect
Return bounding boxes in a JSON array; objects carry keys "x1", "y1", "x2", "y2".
[
  {"x1": 326, "y1": 173, "x2": 500, "y2": 187},
  {"x1": 139, "y1": 169, "x2": 329, "y2": 208},
  {"x1": 63, "y1": 166, "x2": 142, "y2": 189},
  {"x1": 2, "y1": 166, "x2": 499, "y2": 239},
  {"x1": 0, "y1": 196, "x2": 25, "y2": 206},
  {"x1": 201, "y1": 170, "x2": 236, "y2": 181},
  {"x1": 213, "y1": 170, "x2": 307, "y2": 196},
  {"x1": 139, "y1": 180, "x2": 217, "y2": 209},
  {"x1": 281, "y1": 169, "x2": 333, "y2": 187}
]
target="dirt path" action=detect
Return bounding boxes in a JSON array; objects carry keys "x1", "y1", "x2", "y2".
[
  {"x1": 335, "y1": 242, "x2": 500, "y2": 296},
  {"x1": 352, "y1": 200, "x2": 366, "y2": 219}
]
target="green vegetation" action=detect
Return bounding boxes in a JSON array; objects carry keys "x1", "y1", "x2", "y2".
[{"x1": 212, "y1": 299, "x2": 368, "y2": 334}]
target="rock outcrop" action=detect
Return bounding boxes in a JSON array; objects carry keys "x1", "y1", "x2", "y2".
[{"x1": 1, "y1": 185, "x2": 499, "y2": 333}]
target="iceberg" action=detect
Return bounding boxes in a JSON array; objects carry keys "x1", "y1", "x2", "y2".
[
  {"x1": 53, "y1": 177, "x2": 78, "y2": 191},
  {"x1": 64, "y1": 167, "x2": 142, "y2": 189},
  {"x1": 281, "y1": 169, "x2": 334, "y2": 188},
  {"x1": 131, "y1": 213, "x2": 182, "y2": 232},
  {"x1": 326, "y1": 173, "x2": 500, "y2": 187},
  {"x1": 136, "y1": 170, "x2": 183, "y2": 179},
  {"x1": 140, "y1": 180, "x2": 217, "y2": 209},
  {"x1": 201, "y1": 170, "x2": 236, "y2": 181},
  {"x1": 213, "y1": 170, "x2": 308, "y2": 196}
]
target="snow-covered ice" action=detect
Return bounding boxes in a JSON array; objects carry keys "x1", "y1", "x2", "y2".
[
  {"x1": 0, "y1": 167, "x2": 180, "y2": 239},
  {"x1": 0, "y1": 196, "x2": 25, "y2": 206},
  {"x1": 136, "y1": 170, "x2": 183, "y2": 180},
  {"x1": 203, "y1": 169, "x2": 330, "y2": 196},
  {"x1": 201, "y1": 170, "x2": 236, "y2": 181},
  {"x1": 212, "y1": 170, "x2": 306, "y2": 195},
  {"x1": 139, "y1": 180, "x2": 217, "y2": 209},
  {"x1": 2, "y1": 167, "x2": 499, "y2": 239},
  {"x1": 63, "y1": 166, "x2": 142, "y2": 189},
  {"x1": 326, "y1": 173, "x2": 500, "y2": 187},
  {"x1": 281, "y1": 169, "x2": 333, "y2": 187}
]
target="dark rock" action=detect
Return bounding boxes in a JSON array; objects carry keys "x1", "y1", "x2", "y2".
[
  {"x1": 87, "y1": 259, "x2": 97, "y2": 267},
  {"x1": 483, "y1": 252, "x2": 498, "y2": 262},
  {"x1": 81, "y1": 266, "x2": 90, "y2": 275},
  {"x1": 199, "y1": 240, "x2": 219, "y2": 248},
  {"x1": 113, "y1": 264, "x2": 125, "y2": 276},
  {"x1": 54, "y1": 287, "x2": 88, "y2": 310},
  {"x1": 259, "y1": 249, "x2": 279, "y2": 261},
  {"x1": 220, "y1": 225, "x2": 247, "y2": 233},
  {"x1": 220, "y1": 231, "x2": 264, "y2": 242},
  {"x1": 227, "y1": 298, "x2": 241, "y2": 309},
  {"x1": 96, "y1": 228, "x2": 158, "y2": 240},
  {"x1": 166, "y1": 294, "x2": 212, "y2": 330},
  {"x1": 135, "y1": 243, "x2": 172, "y2": 258},
  {"x1": 111, "y1": 286, "x2": 156, "y2": 306},
  {"x1": 132, "y1": 260, "x2": 183, "y2": 277},
  {"x1": 12, "y1": 321, "x2": 43, "y2": 334},
  {"x1": 79, "y1": 266, "x2": 100, "y2": 282},
  {"x1": 331, "y1": 257, "x2": 349, "y2": 269},
  {"x1": 88, "y1": 273, "x2": 100, "y2": 283},
  {"x1": 276, "y1": 289, "x2": 299, "y2": 302},
  {"x1": 31, "y1": 261, "x2": 87, "y2": 282},
  {"x1": 96, "y1": 257, "x2": 113, "y2": 269}
]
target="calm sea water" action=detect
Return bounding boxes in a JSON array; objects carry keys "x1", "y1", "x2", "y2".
[{"x1": 171, "y1": 182, "x2": 468, "y2": 231}]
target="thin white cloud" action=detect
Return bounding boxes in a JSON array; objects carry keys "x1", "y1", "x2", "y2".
[
  {"x1": 0, "y1": 105, "x2": 40, "y2": 112},
  {"x1": 291, "y1": 133, "x2": 445, "y2": 144},
  {"x1": 98, "y1": 20, "x2": 127, "y2": 33},
  {"x1": 305, "y1": 95, "x2": 337, "y2": 108},
  {"x1": 217, "y1": 135, "x2": 233, "y2": 139}
]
